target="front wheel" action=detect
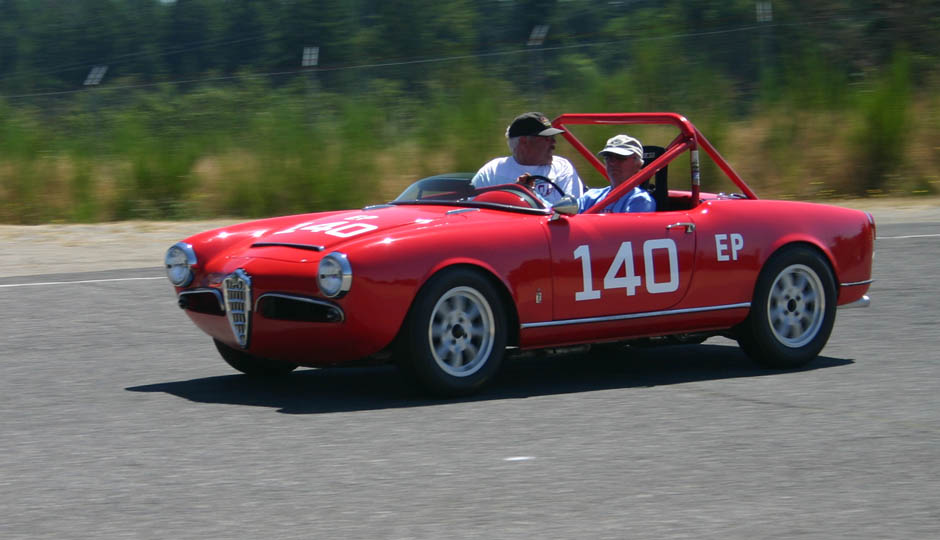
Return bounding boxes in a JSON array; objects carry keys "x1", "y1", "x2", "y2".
[
  {"x1": 398, "y1": 268, "x2": 507, "y2": 396},
  {"x1": 737, "y1": 246, "x2": 837, "y2": 368},
  {"x1": 214, "y1": 339, "x2": 298, "y2": 375}
]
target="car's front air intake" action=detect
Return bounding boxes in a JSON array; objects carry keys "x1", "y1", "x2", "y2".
[{"x1": 223, "y1": 269, "x2": 251, "y2": 348}]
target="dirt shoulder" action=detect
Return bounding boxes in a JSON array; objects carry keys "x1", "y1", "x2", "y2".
[
  {"x1": 1, "y1": 220, "x2": 239, "y2": 278},
  {"x1": 827, "y1": 197, "x2": 940, "y2": 223},
  {"x1": 2, "y1": 198, "x2": 938, "y2": 278}
]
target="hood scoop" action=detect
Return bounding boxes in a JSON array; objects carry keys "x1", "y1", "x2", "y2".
[{"x1": 250, "y1": 242, "x2": 325, "y2": 252}]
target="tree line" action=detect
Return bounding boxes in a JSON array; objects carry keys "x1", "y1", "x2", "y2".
[{"x1": 1, "y1": 0, "x2": 936, "y2": 99}]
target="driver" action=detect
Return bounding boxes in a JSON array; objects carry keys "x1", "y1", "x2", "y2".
[{"x1": 471, "y1": 112, "x2": 584, "y2": 204}]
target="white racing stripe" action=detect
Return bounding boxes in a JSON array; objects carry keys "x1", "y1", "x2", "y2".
[
  {"x1": 878, "y1": 233, "x2": 940, "y2": 240},
  {"x1": 0, "y1": 276, "x2": 164, "y2": 288}
]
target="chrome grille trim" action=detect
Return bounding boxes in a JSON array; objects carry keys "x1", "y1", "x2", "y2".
[{"x1": 223, "y1": 269, "x2": 252, "y2": 348}]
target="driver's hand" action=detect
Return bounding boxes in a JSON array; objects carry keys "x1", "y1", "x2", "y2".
[{"x1": 516, "y1": 173, "x2": 535, "y2": 188}]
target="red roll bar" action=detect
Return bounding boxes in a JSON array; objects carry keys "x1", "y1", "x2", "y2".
[{"x1": 552, "y1": 113, "x2": 758, "y2": 209}]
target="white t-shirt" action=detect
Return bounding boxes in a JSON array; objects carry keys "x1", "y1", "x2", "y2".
[{"x1": 471, "y1": 155, "x2": 583, "y2": 203}]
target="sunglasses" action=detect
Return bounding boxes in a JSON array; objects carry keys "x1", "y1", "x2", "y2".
[{"x1": 603, "y1": 153, "x2": 638, "y2": 162}]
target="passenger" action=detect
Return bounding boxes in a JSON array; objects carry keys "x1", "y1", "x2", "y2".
[
  {"x1": 579, "y1": 134, "x2": 655, "y2": 213},
  {"x1": 519, "y1": 134, "x2": 655, "y2": 213},
  {"x1": 471, "y1": 112, "x2": 583, "y2": 203}
]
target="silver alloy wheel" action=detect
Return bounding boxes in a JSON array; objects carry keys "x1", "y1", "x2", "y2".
[
  {"x1": 767, "y1": 263, "x2": 825, "y2": 348},
  {"x1": 427, "y1": 286, "x2": 496, "y2": 377}
]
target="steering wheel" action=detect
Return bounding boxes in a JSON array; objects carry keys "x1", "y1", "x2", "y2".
[{"x1": 525, "y1": 174, "x2": 566, "y2": 201}]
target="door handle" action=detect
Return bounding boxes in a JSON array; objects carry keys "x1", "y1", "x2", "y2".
[{"x1": 667, "y1": 222, "x2": 695, "y2": 233}]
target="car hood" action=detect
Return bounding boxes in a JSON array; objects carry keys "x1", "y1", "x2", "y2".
[{"x1": 213, "y1": 204, "x2": 502, "y2": 263}]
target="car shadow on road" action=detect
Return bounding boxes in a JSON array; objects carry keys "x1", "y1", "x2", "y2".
[{"x1": 126, "y1": 343, "x2": 854, "y2": 414}]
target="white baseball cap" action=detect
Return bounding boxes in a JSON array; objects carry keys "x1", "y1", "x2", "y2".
[{"x1": 598, "y1": 134, "x2": 643, "y2": 160}]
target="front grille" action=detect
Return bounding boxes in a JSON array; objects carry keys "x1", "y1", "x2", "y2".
[{"x1": 223, "y1": 269, "x2": 251, "y2": 348}]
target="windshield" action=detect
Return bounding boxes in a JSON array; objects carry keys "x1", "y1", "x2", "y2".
[
  {"x1": 393, "y1": 174, "x2": 475, "y2": 202},
  {"x1": 391, "y1": 174, "x2": 550, "y2": 213}
]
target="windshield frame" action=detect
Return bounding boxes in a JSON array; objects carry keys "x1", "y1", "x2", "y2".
[{"x1": 390, "y1": 174, "x2": 553, "y2": 215}]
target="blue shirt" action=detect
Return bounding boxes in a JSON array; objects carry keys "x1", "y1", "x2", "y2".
[{"x1": 578, "y1": 185, "x2": 656, "y2": 213}]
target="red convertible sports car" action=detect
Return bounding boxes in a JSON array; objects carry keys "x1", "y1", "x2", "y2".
[{"x1": 165, "y1": 113, "x2": 874, "y2": 396}]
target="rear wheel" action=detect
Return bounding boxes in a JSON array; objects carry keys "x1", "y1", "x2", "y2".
[
  {"x1": 398, "y1": 268, "x2": 507, "y2": 396},
  {"x1": 213, "y1": 339, "x2": 298, "y2": 375},
  {"x1": 737, "y1": 246, "x2": 837, "y2": 368}
]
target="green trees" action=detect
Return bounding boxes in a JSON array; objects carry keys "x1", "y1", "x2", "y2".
[
  {"x1": 1, "y1": 1, "x2": 936, "y2": 98},
  {"x1": 0, "y1": 1, "x2": 937, "y2": 223}
]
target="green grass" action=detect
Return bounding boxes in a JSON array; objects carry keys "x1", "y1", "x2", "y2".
[{"x1": 1, "y1": 58, "x2": 936, "y2": 224}]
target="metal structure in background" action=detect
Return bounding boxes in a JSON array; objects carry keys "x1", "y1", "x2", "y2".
[
  {"x1": 84, "y1": 65, "x2": 109, "y2": 151},
  {"x1": 527, "y1": 25, "x2": 549, "y2": 47},
  {"x1": 302, "y1": 47, "x2": 320, "y2": 124},
  {"x1": 83, "y1": 65, "x2": 108, "y2": 86},
  {"x1": 757, "y1": 1, "x2": 774, "y2": 80},
  {"x1": 756, "y1": 1, "x2": 773, "y2": 23},
  {"x1": 301, "y1": 47, "x2": 319, "y2": 68},
  {"x1": 527, "y1": 25, "x2": 549, "y2": 100}
]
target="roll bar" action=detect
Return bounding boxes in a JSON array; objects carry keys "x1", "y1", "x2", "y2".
[{"x1": 552, "y1": 113, "x2": 757, "y2": 213}]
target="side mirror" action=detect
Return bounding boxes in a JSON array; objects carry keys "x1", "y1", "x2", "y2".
[{"x1": 552, "y1": 195, "x2": 579, "y2": 216}]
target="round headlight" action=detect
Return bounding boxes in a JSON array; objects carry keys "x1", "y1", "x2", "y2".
[
  {"x1": 165, "y1": 242, "x2": 197, "y2": 287},
  {"x1": 317, "y1": 252, "x2": 352, "y2": 298}
]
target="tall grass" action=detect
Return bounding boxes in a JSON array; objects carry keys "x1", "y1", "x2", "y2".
[
  {"x1": 739, "y1": 50, "x2": 927, "y2": 200},
  {"x1": 850, "y1": 50, "x2": 911, "y2": 196},
  {"x1": 0, "y1": 53, "x2": 936, "y2": 224}
]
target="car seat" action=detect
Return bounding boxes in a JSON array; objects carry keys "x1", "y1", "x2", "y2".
[{"x1": 641, "y1": 145, "x2": 669, "y2": 211}]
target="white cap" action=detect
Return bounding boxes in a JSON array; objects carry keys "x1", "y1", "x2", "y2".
[{"x1": 598, "y1": 134, "x2": 643, "y2": 160}]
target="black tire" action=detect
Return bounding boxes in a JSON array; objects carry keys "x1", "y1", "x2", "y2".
[
  {"x1": 737, "y1": 246, "x2": 837, "y2": 368},
  {"x1": 213, "y1": 339, "x2": 298, "y2": 376},
  {"x1": 398, "y1": 268, "x2": 507, "y2": 397}
]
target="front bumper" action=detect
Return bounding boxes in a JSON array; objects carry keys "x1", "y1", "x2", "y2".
[{"x1": 838, "y1": 294, "x2": 871, "y2": 309}]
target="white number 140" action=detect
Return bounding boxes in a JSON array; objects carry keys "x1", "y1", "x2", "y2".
[{"x1": 574, "y1": 239, "x2": 679, "y2": 301}]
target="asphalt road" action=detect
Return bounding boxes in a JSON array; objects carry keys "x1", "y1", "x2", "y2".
[{"x1": 1, "y1": 220, "x2": 938, "y2": 540}]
